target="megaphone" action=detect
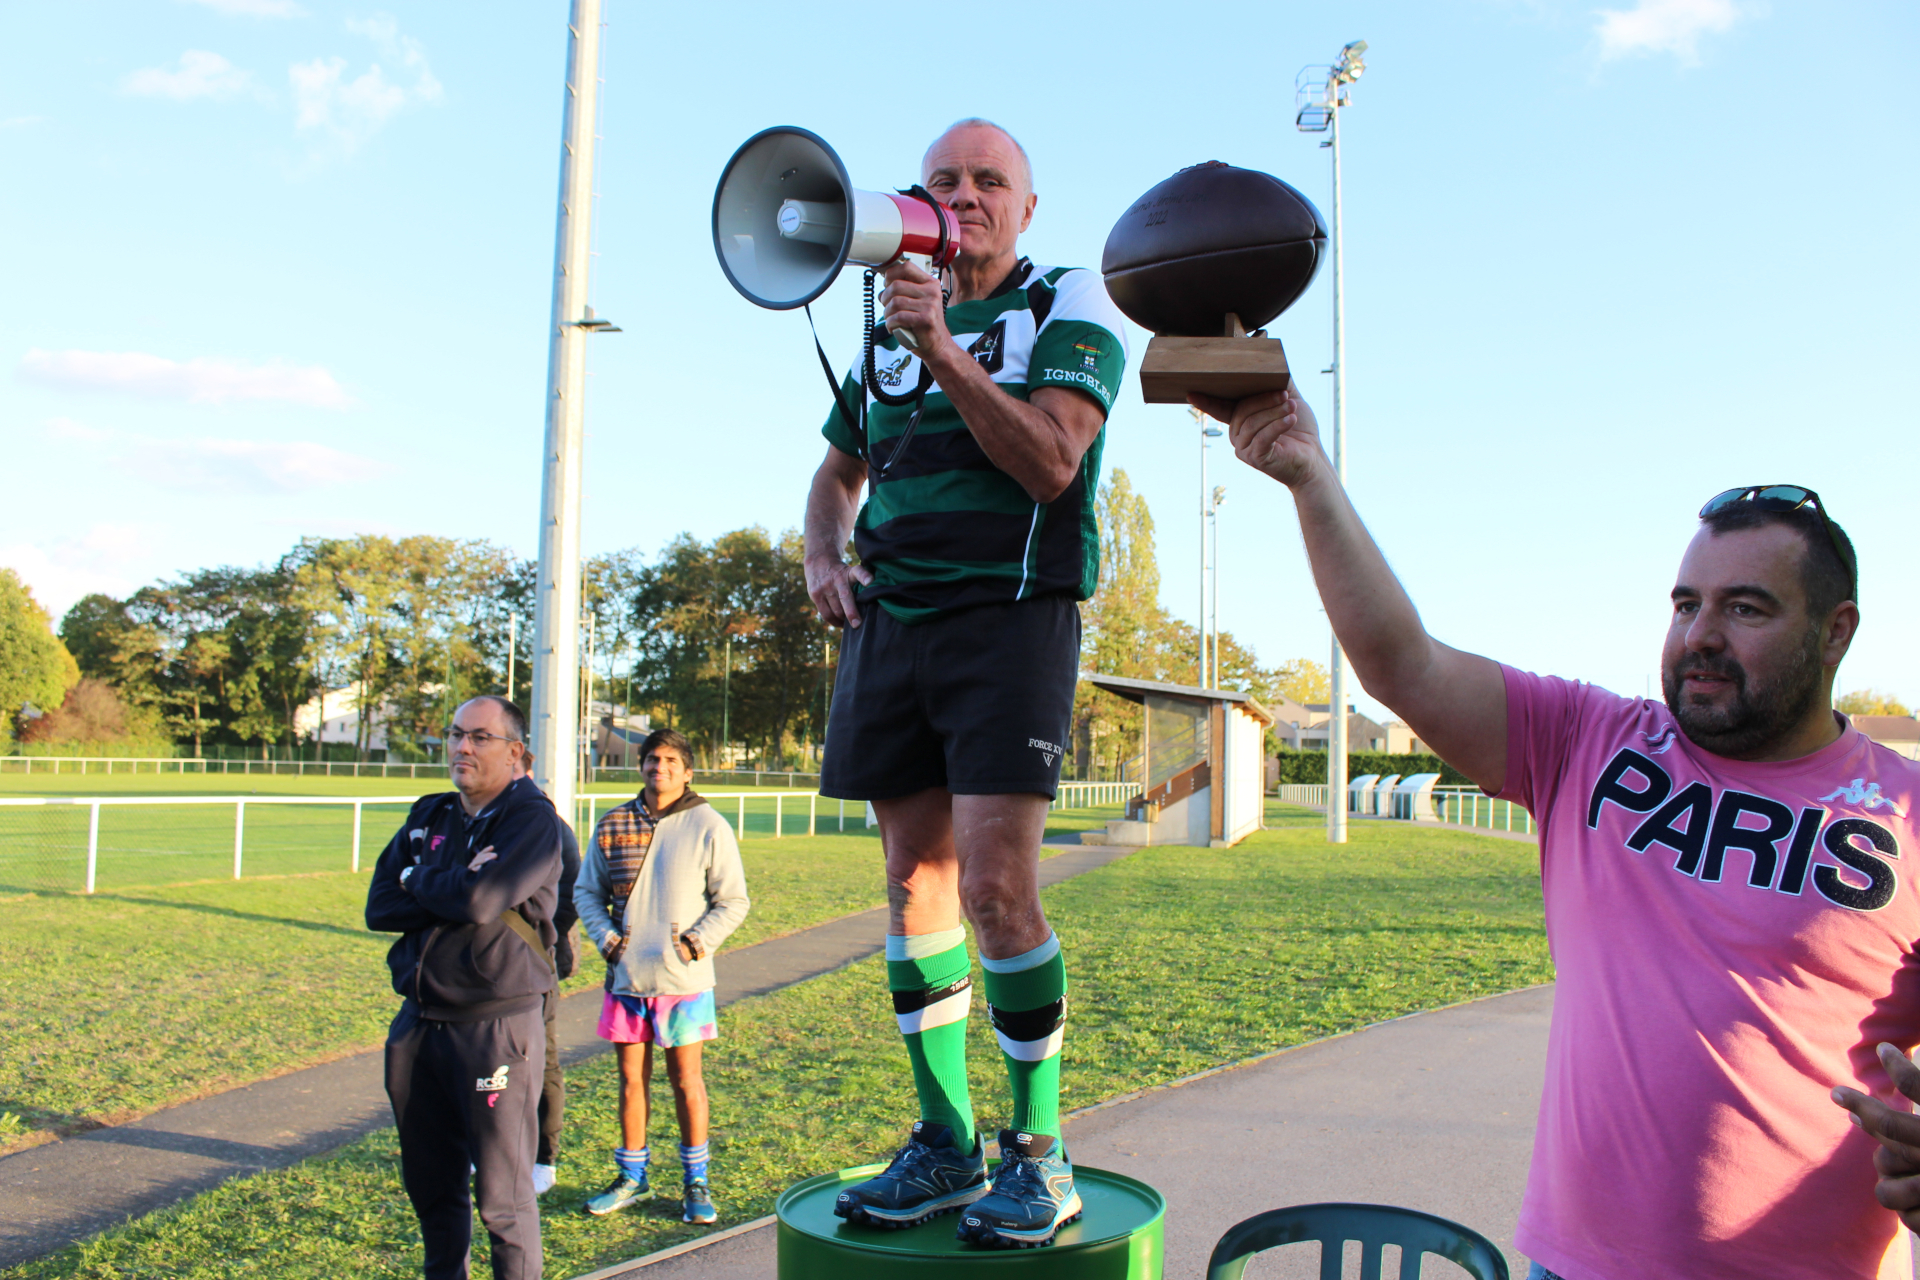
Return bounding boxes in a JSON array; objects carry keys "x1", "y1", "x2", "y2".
[{"x1": 712, "y1": 126, "x2": 961, "y2": 310}]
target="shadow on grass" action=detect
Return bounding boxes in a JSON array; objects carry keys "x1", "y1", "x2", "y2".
[{"x1": 2, "y1": 889, "x2": 372, "y2": 940}]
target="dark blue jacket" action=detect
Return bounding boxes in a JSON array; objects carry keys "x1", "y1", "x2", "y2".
[{"x1": 365, "y1": 775, "x2": 563, "y2": 1020}]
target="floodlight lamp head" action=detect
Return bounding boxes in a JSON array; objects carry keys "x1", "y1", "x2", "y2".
[
  {"x1": 712, "y1": 126, "x2": 962, "y2": 311},
  {"x1": 1335, "y1": 40, "x2": 1368, "y2": 84}
]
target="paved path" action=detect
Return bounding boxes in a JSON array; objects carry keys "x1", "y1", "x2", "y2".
[
  {"x1": 0, "y1": 840, "x2": 1141, "y2": 1268},
  {"x1": 589, "y1": 985, "x2": 1554, "y2": 1279}
]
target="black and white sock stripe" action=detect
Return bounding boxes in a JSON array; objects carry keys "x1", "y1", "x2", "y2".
[
  {"x1": 987, "y1": 998, "x2": 1066, "y2": 1062},
  {"x1": 892, "y1": 977, "x2": 972, "y2": 1035}
]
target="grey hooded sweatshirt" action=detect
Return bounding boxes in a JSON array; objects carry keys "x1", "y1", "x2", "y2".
[{"x1": 573, "y1": 791, "x2": 750, "y2": 997}]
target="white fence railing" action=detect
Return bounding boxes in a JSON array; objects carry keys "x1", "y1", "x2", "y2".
[
  {"x1": 578, "y1": 791, "x2": 833, "y2": 841},
  {"x1": 3, "y1": 780, "x2": 1156, "y2": 896},
  {"x1": 0, "y1": 794, "x2": 420, "y2": 892},
  {"x1": 1, "y1": 755, "x2": 452, "y2": 780},
  {"x1": 2, "y1": 790, "x2": 847, "y2": 895},
  {"x1": 1267, "y1": 784, "x2": 1534, "y2": 836},
  {"x1": 1050, "y1": 781, "x2": 1141, "y2": 811},
  {"x1": 1432, "y1": 787, "x2": 1534, "y2": 835}
]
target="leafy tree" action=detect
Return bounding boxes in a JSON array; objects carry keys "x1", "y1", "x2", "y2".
[
  {"x1": 17, "y1": 677, "x2": 168, "y2": 749},
  {"x1": 0, "y1": 569, "x2": 79, "y2": 742},
  {"x1": 1269, "y1": 657, "x2": 1331, "y2": 705},
  {"x1": 289, "y1": 536, "x2": 406, "y2": 758},
  {"x1": 1837, "y1": 689, "x2": 1912, "y2": 717}
]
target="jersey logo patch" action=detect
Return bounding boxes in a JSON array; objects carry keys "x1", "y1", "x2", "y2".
[
  {"x1": 968, "y1": 320, "x2": 1007, "y2": 375},
  {"x1": 878, "y1": 351, "x2": 912, "y2": 388},
  {"x1": 1819, "y1": 779, "x2": 1908, "y2": 817}
]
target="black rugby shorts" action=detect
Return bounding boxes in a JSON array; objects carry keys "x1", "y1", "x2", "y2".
[{"x1": 820, "y1": 594, "x2": 1079, "y2": 801}]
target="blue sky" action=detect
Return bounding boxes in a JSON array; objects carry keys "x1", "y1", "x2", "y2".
[{"x1": 3, "y1": 0, "x2": 1915, "y2": 720}]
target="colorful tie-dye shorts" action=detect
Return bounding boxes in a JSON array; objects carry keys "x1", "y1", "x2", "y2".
[{"x1": 596, "y1": 989, "x2": 718, "y2": 1047}]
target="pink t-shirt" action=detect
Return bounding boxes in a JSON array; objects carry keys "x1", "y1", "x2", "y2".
[{"x1": 1500, "y1": 666, "x2": 1920, "y2": 1280}]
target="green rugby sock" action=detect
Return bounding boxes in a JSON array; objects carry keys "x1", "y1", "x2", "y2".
[
  {"x1": 981, "y1": 932, "x2": 1067, "y2": 1138},
  {"x1": 886, "y1": 928, "x2": 976, "y2": 1151}
]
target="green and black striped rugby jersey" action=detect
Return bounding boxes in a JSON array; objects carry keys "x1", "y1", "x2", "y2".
[{"x1": 821, "y1": 260, "x2": 1129, "y2": 624}]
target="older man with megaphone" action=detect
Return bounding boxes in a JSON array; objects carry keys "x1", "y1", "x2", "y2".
[{"x1": 793, "y1": 118, "x2": 1128, "y2": 1250}]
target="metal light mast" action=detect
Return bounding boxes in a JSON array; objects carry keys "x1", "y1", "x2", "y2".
[
  {"x1": 1298, "y1": 39, "x2": 1366, "y2": 844},
  {"x1": 531, "y1": 0, "x2": 617, "y2": 825}
]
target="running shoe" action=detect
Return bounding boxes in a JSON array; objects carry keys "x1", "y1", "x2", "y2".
[
  {"x1": 956, "y1": 1130, "x2": 1082, "y2": 1249},
  {"x1": 584, "y1": 1172, "x2": 648, "y2": 1216},
  {"x1": 833, "y1": 1120, "x2": 988, "y2": 1228},
  {"x1": 532, "y1": 1163, "x2": 557, "y2": 1196},
  {"x1": 682, "y1": 1179, "x2": 718, "y2": 1224}
]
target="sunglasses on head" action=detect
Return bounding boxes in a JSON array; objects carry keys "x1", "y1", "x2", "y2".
[{"x1": 1699, "y1": 484, "x2": 1855, "y2": 602}]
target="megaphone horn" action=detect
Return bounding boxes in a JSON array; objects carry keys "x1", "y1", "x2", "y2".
[{"x1": 712, "y1": 126, "x2": 961, "y2": 311}]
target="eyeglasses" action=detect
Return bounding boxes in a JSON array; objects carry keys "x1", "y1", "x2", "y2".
[
  {"x1": 1699, "y1": 484, "x2": 1856, "y2": 601},
  {"x1": 446, "y1": 728, "x2": 522, "y2": 747}
]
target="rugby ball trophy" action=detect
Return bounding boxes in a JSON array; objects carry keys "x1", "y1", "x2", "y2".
[{"x1": 1101, "y1": 162, "x2": 1327, "y2": 404}]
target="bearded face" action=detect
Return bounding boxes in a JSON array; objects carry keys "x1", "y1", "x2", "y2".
[
  {"x1": 1660, "y1": 522, "x2": 1850, "y2": 762},
  {"x1": 1663, "y1": 621, "x2": 1825, "y2": 757}
]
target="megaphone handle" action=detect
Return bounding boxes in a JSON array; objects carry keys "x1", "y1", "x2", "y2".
[{"x1": 883, "y1": 254, "x2": 937, "y2": 353}]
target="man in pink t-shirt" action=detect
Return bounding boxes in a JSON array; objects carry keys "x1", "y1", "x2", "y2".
[{"x1": 1192, "y1": 383, "x2": 1917, "y2": 1279}]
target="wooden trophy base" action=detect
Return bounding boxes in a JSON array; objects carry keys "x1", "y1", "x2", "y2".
[{"x1": 1137, "y1": 313, "x2": 1290, "y2": 405}]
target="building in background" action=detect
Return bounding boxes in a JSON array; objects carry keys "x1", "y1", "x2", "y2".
[
  {"x1": 1854, "y1": 715, "x2": 1920, "y2": 761},
  {"x1": 591, "y1": 704, "x2": 654, "y2": 768},
  {"x1": 1266, "y1": 697, "x2": 1389, "y2": 752},
  {"x1": 293, "y1": 685, "x2": 395, "y2": 754},
  {"x1": 1384, "y1": 720, "x2": 1428, "y2": 754}
]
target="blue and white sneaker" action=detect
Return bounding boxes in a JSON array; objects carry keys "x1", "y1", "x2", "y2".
[
  {"x1": 956, "y1": 1130, "x2": 1082, "y2": 1249},
  {"x1": 584, "y1": 1171, "x2": 648, "y2": 1216},
  {"x1": 834, "y1": 1121, "x2": 988, "y2": 1229}
]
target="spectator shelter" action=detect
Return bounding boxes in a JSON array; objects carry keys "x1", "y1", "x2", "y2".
[{"x1": 1086, "y1": 675, "x2": 1274, "y2": 848}]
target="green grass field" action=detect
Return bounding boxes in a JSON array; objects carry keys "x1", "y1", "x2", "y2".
[
  {"x1": 0, "y1": 802, "x2": 1121, "y2": 1148},
  {"x1": 2, "y1": 812, "x2": 1551, "y2": 1279}
]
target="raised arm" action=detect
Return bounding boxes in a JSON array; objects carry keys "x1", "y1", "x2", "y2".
[
  {"x1": 804, "y1": 443, "x2": 873, "y2": 629},
  {"x1": 1192, "y1": 385, "x2": 1508, "y2": 792}
]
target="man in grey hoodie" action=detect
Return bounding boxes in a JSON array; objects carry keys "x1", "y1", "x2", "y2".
[{"x1": 573, "y1": 728, "x2": 749, "y2": 1225}]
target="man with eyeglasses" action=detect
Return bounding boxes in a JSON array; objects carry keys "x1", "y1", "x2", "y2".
[
  {"x1": 1201, "y1": 382, "x2": 1918, "y2": 1280},
  {"x1": 367, "y1": 695, "x2": 565, "y2": 1280}
]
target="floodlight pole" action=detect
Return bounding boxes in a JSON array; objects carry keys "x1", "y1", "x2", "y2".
[
  {"x1": 1325, "y1": 77, "x2": 1349, "y2": 844},
  {"x1": 1196, "y1": 406, "x2": 1209, "y2": 688},
  {"x1": 531, "y1": 0, "x2": 605, "y2": 828}
]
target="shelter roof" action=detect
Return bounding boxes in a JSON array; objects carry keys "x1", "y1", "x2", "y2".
[{"x1": 1084, "y1": 673, "x2": 1274, "y2": 726}]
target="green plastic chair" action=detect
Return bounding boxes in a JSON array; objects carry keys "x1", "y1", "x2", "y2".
[{"x1": 1206, "y1": 1202, "x2": 1510, "y2": 1280}]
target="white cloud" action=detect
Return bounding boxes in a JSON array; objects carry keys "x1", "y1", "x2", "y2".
[
  {"x1": 289, "y1": 15, "x2": 442, "y2": 157},
  {"x1": 18, "y1": 349, "x2": 354, "y2": 409},
  {"x1": 180, "y1": 0, "x2": 306, "y2": 16},
  {"x1": 139, "y1": 437, "x2": 389, "y2": 493},
  {"x1": 1595, "y1": 0, "x2": 1747, "y2": 63},
  {"x1": 0, "y1": 525, "x2": 149, "y2": 619},
  {"x1": 48, "y1": 419, "x2": 390, "y2": 496},
  {"x1": 122, "y1": 49, "x2": 257, "y2": 101}
]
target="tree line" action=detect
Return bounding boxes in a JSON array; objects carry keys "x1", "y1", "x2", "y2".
[{"x1": 9, "y1": 470, "x2": 1352, "y2": 775}]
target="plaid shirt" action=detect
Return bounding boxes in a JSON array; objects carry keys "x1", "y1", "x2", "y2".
[
  {"x1": 592, "y1": 789, "x2": 706, "y2": 935},
  {"x1": 592, "y1": 799, "x2": 655, "y2": 936}
]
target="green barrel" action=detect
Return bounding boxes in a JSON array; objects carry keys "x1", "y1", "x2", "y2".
[{"x1": 776, "y1": 1163, "x2": 1165, "y2": 1279}]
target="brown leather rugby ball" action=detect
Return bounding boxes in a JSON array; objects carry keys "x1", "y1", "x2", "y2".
[{"x1": 1101, "y1": 161, "x2": 1327, "y2": 337}]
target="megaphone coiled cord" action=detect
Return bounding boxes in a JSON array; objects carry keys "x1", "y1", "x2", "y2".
[{"x1": 860, "y1": 268, "x2": 933, "y2": 483}]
